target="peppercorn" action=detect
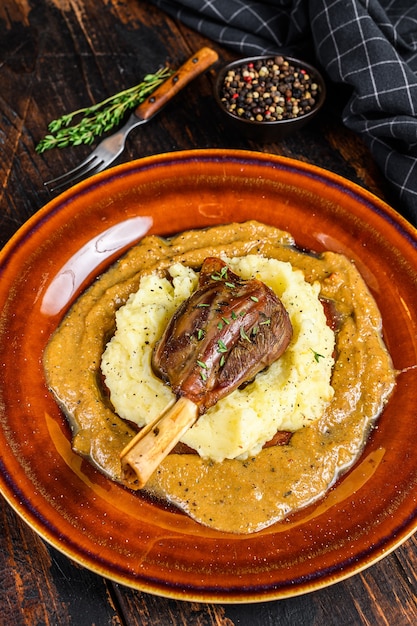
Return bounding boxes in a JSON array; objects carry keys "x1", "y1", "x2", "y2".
[{"x1": 219, "y1": 56, "x2": 321, "y2": 123}]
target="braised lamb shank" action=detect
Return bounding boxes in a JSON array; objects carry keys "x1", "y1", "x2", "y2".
[
  {"x1": 120, "y1": 257, "x2": 293, "y2": 488},
  {"x1": 153, "y1": 257, "x2": 293, "y2": 412}
]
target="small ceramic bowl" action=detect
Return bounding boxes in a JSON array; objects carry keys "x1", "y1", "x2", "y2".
[{"x1": 214, "y1": 54, "x2": 326, "y2": 141}]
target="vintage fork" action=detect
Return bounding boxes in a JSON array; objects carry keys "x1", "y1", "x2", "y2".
[{"x1": 44, "y1": 47, "x2": 218, "y2": 193}]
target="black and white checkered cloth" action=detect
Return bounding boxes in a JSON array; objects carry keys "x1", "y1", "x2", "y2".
[{"x1": 149, "y1": 0, "x2": 417, "y2": 226}]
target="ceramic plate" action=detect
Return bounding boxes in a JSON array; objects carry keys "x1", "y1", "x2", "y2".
[{"x1": 1, "y1": 150, "x2": 416, "y2": 603}]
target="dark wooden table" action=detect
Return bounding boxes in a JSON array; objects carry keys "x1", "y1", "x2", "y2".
[{"x1": 1, "y1": 1, "x2": 416, "y2": 624}]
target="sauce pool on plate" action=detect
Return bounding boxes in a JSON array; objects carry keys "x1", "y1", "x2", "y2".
[{"x1": 43, "y1": 221, "x2": 396, "y2": 534}]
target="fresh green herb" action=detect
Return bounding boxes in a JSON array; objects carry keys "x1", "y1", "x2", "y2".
[
  {"x1": 312, "y1": 349, "x2": 325, "y2": 362},
  {"x1": 220, "y1": 355, "x2": 226, "y2": 367},
  {"x1": 36, "y1": 66, "x2": 173, "y2": 153},
  {"x1": 260, "y1": 318, "x2": 271, "y2": 325},
  {"x1": 197, "y1": 359, "x2": 208, "y2": 381},
  {"x1": 250, "y1": 296, "x2": 259, "y2": 302},
  {"x1": 211, "y1": 266, "x2": 230, "y2": 281},
  {"x1": 217, "y1": 339, "x2": 228, "y2": 353},
  {"x1": 197, "y1": 329, "x2": 205, "y2": 340},
  {"x1": 231, "y1": 311, "x2": 237, "y2": 320},
  {"x1": 225, "y1": 281, "x2": 235, "y2": 288},
  {"x1": 197, "y1": 303, "x2": 210, "y2": 307},
  {"x1": 221, "y1": 316, "x2": 230, "y2": 325},
  {"x1": 240, "y1": 327, "x2": 251, "y2": 342},
  {"x1": 217, "y1": 321, "x2": 223, "y2": 330}
]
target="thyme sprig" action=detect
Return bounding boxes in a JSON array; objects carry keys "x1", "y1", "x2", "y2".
[{"x1": 36, "y1": 66, "x2": 173, "y2": 153}]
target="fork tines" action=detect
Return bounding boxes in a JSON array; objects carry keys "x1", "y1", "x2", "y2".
[{"x1": 44, "y1": 154, "x2": 105, "y2": 193}]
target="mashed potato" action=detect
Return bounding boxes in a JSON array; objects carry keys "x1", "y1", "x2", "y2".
[{"x1": 101, "y1": 255, "x2": 335, "y2": 462}]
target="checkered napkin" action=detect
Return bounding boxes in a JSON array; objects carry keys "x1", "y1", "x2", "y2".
[{"x1": 149, "y1": 0, "x2": 417, "y2": 226}]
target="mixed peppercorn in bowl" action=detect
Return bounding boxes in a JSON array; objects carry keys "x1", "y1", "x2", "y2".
[{"x1": 214, "y1": 55, "x2": 326, "y2": 141}]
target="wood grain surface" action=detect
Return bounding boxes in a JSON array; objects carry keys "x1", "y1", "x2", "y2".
[{"x1": 1, "y1": 1, "x2": 416, "y2": 624}]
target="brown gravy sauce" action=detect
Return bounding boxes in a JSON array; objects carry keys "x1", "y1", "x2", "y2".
[{"x1": 43, "y1": 221, "x2": 396, "y2": 534}]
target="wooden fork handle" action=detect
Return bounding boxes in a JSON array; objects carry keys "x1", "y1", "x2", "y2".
[
  {"x1": 120, "y1": 396, "x2": 199, "y2": 488},
  {"x1": 134, "y1": 47, "x2": 219, "y2": 122}
]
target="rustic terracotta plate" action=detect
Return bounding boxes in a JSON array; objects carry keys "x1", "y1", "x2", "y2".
[{"x1": 0, "y1": 150, "x2": 416, "y2": 603}]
